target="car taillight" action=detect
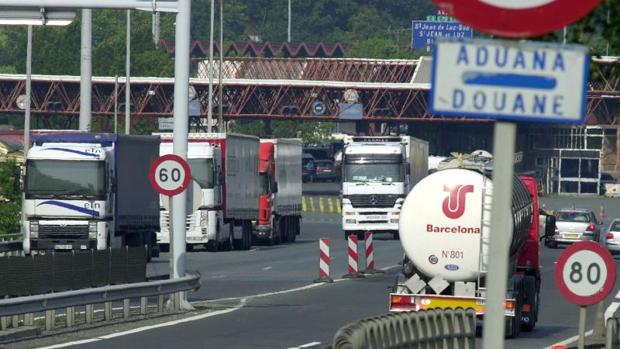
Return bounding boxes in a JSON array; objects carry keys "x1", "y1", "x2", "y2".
[
  {"x1": 607, "y1": 232, "x2": 614, "y2": 240},
  {"x1": 586, "y1": 224, "x2": 596, "y2": 232}
]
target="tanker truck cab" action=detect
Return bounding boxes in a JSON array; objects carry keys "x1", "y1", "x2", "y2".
[
  {"x1": 157, "y1": 139, "x2": 225, "y2": 251},
  {"x1": 23, "y1": 143, "x2": 108, "y2": 254},
  {"x1": 390, "y1": 154, "x2": 554, "y2": 338},
  {"x1": 341, "y1": 136, "x2": 409, "y2": 239}
]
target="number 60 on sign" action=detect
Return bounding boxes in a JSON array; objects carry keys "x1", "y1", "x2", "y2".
[
  {"x1": 149, "y1": 154, "x2": 192, "y2": 197},
  {"x1": 555, "y1": 241, "x2": 616, "y2": 306}
]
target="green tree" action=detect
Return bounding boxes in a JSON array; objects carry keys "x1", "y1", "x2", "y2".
[{"x1": 0, "y1": 159, "x2": 21, "y2": 235}]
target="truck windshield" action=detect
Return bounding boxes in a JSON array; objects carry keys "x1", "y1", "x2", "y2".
[
  {"x1": 344, "y1": 163, "x2": 403, "y2": 183},
  {"x1": 259, "y1": 173, "x2": 270, "y2": 195},
  {"x1": 26, "y1": 160, "x2": 106, "y2": 199},
  {"x1": 189, "y1": 159, "x2": 214, "y2": 188}
]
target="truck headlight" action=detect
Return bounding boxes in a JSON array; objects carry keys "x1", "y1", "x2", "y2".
[
  {"x1": 30, "y1": 221, "x2": 39, "y2": 238},
  {"x1": 200, "y1": 210, "x2": 208, "y2": 226},
  {"x1": 89, "y1": 222, "x2": 97, "y2": 239}
]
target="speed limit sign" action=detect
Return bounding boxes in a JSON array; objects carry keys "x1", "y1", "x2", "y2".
[
  {"x1": 555, "y1": 241, "x2": 616, "y2": 306},
  {"x1": 149, "y1": 154, "x2": 192, "y2": 196}
]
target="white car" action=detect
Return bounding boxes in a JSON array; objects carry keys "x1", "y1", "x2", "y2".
[{"x1": 606, "y1": 219, "x2": 620, "y2": 255}]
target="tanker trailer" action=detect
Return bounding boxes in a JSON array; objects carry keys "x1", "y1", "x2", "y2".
[{"x1": 389, "y1": 166, "x2": 555, "y2": 338}]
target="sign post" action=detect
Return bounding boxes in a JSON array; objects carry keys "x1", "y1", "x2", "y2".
[
  {"x1": 150, "y1": 154, "x2": 192, "y2": 310},
  {"x1": 555, "y1": 241, "x2": 616, "y2": 349}
]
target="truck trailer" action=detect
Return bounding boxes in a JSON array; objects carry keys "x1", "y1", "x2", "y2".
[
  {"x1": 341, "y1": 136, "x2": 428, "y2": 240},
  {"x1": 22, "y1": 133, "x2": 160, "y2": 258},
  {"x1": 156, "y1": 133, "x2": 259, "y2": 251},
  {"x1": 254, "y1": 139, "x2": 303, "y2": 244},
  {"x1": 389, "y1": 153, "x2": 555, "y2": 337}
]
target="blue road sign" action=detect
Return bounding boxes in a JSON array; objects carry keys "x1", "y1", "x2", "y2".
[
  {"x1": 430, "y1": 38, "x2": 589, "y2": 124},
  {"x1": 412, "y1": 21, "x2": 473, "y2": 52}
]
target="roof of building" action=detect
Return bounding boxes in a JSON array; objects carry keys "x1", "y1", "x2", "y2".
[{"x1": 161, "y1": 40, "x2": 347, "y2": 58}]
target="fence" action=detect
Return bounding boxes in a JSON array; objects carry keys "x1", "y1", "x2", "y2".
[
  {"x1": 0, "y1": 272, "x2": 200, "y2": 335},
  {"x1": 0, "y1": 247, "x2": 146, "y2": 298},
  {"x1": 332, "y1": 308, "x2": 476, "y2": 349}
]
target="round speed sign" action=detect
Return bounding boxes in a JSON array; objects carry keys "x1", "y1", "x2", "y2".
[
  {"x1": 555, "y1": 241, "x2": 616, "y2": 306},
  {"x1": 149, "y1": 154, "x2": 192, "y2": 196}
]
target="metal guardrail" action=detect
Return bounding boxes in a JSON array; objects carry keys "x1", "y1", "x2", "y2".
[
  {"x1": 0, "y1": 234, "x2": 23, "y2": 256},
  {"x1": 0, "y1": 272, "x2": 200, "y2": 336},
  {"x1": 332, "y1": 308, "x2": 476, "y2": 349}
]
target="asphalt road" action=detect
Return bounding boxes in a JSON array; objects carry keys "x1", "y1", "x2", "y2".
[{"x1": 15, "y1": 194, "x2": 620, "y2": 349}]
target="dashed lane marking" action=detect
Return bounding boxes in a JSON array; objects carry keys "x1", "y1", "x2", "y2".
[{"x1": 286, "y1": 341, "x2": 322, "y2": 349}]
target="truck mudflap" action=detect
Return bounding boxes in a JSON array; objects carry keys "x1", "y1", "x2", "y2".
[{"x1": 389, "y1": 293, "x2": 516, "y2": 317}]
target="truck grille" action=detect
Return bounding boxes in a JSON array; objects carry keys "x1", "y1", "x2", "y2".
[
  {"x1": 160, "y1": 211, "x2": 194, "y2": 230},
  {"x1": 347, "y1": 194, "x2": 400, "y2": 208},
  {"x1": 39, "y1": 225, "x2": 89, "y2": 240}
]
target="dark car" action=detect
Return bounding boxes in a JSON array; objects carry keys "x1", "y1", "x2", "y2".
[
  {"x1": 315, "y1": 160, "x2": 338, "y2": 182},
  {"x1": 302, "y1": 154, "x2": 316, "y2": 182}
]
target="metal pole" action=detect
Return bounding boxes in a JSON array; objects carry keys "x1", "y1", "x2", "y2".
[
  {"x1": 125, "y1": 9, "x2": 131, "y2": 135},
  {"x1": 218, "y1": 0, "x2": 223, "y2": 132},
  {"x1": 562, "y1": 26, "x2": 567, "y2": 45},
  {"x1": 207, "y1": 0, "x2": 215, "y2": 132},
  {"x1": 23, "y1": 25, "x2": 32, "y2": 158},
  {"x1": 578, "y1": 306, "x2": 587, "y2": 349},
  {"x1": 79, "y1": 9, "x2": 92, "y2": 131},
  {"x1": 172, "y1": 0, "x2": 191, "y2": 282},
  {"x1": 481, "y1": 121, "x2": 516, "y2": 349},
  {"x1": 114, "y1": 75, "x2": 119, "y2": 133},
  {"x1": 287, "y1": 0, "x2": 291, "y2": 42},
  {"x1": 606, "y1": 9, "x2": 610, "y2": 56}
]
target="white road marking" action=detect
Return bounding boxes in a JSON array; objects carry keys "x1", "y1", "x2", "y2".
[
  {"x1": 286, "y1": 341, "x2": 322, "y2": 349},
  {"x1": 380, "y1": 264, "x2": 400, "y2": 271},
  {"x1": 37, "y1": 299, "x2": 247, "y2": 349},
  {"x1": 263, "y1": 266, "x2": 273, "y2": 270},
  {"x1": 543, "y1": 329, "x2": 593, "y2": 349},
  {"x1": 249, "y1": 248, "x2": 258, "y2": 252},
  {"x1": 38, "y1": 263, "x2": 399, "y2": 348}
]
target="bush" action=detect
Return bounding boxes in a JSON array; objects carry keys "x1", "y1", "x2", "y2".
[{"x1": 0, "y1": 159, "x2": 21, "y2": 235}]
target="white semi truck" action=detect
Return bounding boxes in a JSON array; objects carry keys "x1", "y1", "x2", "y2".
[
  {"x1": 22, "y1": 133, "x2": 160, "y2": 258},
  {"x1": 341, "y1": 136, "x2": 428, "y2": 240},
  {"x1": 156, "y1": 133, "x2": 259, "y2": 251}
]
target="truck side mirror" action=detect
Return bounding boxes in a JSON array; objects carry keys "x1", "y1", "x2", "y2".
[
  {"x1": 272, "y1": 182, "x2": 279, "y2": 193},
  {"x1": 545, "y1": 215, "x2": 556, "y2": 237}
]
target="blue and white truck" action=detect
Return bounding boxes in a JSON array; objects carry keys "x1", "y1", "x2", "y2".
[{"x1": 22, "y1": 133, "x2": 161, "y2": 258}]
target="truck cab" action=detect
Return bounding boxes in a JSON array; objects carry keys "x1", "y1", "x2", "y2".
[
  {"x1": 157, "y1": 140, "x2": 226, "y2": 251},
  {"x1": 23, "y1": 142, "x2": 109, "y2": 254},
  {"x1": 341, "y1": 136, "x2": 416, "y2": 240}
]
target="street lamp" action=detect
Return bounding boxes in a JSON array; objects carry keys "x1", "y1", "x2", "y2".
[{"x1": 0, "y1": 8, "x2": 75, "y2": 157}]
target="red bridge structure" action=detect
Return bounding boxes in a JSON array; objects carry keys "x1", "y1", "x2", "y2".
[{"x1": 0, "y1": 56, "x2": 617, "y2": 129}]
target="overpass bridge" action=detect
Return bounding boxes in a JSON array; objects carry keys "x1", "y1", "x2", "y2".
[{"x1": 0, "y1": 57, "x2": 617, "y2": 128}]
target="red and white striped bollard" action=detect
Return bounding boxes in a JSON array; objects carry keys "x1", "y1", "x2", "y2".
[
  {"x1": 343, "y1": 234, "x2": 364, "y2": 278},
  {"x1": 314, "y1": 238, "x2": 333, "y2": 283}
]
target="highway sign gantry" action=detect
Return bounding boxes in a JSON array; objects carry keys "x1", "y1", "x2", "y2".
[
  {"x1": 430, "y1": 39, "x2": 589, "y2": 124},
  {"x1": 149, "y1": 154, "x2": 192, "y2": 196},
  {"x1": 555, "y1": 241, "x2": 616, "y2": 306},
  {"x1": 433, "y1": 0, "x2": 602, "y2": 38}
]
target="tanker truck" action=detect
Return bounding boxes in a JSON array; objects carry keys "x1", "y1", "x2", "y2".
[{"x1": 389, "y1": 154, "x2": 555, "y2": 338}]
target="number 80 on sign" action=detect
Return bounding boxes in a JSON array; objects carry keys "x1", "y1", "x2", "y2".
[
  {"x1": 555, "y1": 241, "x2": 616, "y2": 306},
  {"x1": 149, "y1": 154, "x2": 192, "y2": 196}
]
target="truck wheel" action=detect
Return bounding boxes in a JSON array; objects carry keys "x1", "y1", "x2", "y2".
[
  {"x1": 287, "y1": 217, "x2": 298, "y2": 243},
  {"x1": 521, "y1": 276, "x2": 538, "y2": 332},
  {"x1": 393, "y1": 232, "x2": 400, "y2": 240},
  {"x1": 280, "y1": 217, "x2": 289, "y2": 244},
  {"x1": 187, "y1": 244, "x2": 194, "y2": 252},
  {"x1": 240, "y1": 221, "x2": 252, "y2": 250},
  {"x1": 206, "y1": 241, "x2": 218, "y2": 252},
  {"x1": 505, "y1": 280, "x2": 523, "y2": 338},
  {"x1": 159, "y1": 244, "x2": 169, "y2": 253}
]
